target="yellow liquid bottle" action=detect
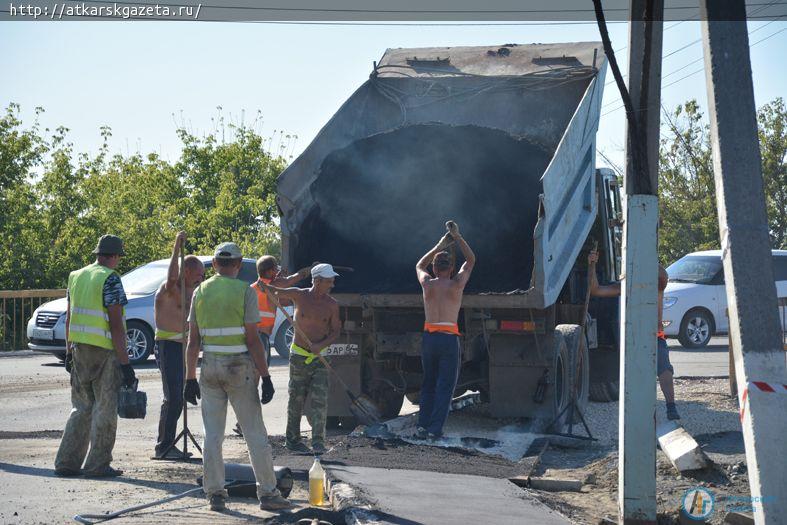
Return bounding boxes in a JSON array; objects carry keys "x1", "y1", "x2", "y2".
[{"x1": 308, "y1": 457, "x2": 325, "y2": 506}]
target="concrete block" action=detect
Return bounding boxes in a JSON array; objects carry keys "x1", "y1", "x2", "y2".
[
  {"x1": 512, "y1": 476, "x2": 583, "y2": 492},
  {"x1": 657, "y1": 420, "x2": 709, "y2": 472}
]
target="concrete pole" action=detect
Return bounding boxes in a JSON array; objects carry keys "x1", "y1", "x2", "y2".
[
  {"x1": 618, "y1": 1, "x2": 663, "y2": 523},
  {"x1": 700, "y1": 1, "x2": 787, "y2": 522}
]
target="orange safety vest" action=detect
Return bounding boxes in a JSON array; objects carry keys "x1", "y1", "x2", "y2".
[{"x1": 252, "y1": 278, "x2": 277, "y2": 334}]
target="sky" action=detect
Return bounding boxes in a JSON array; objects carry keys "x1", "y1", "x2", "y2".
[{"x1": 1, "y1": 20, "x2": 785, "y2": 170}]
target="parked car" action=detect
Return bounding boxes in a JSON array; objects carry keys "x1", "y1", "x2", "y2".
[
  {"x1": 662, "y1": 249, "x2": 787, "y2": 348},
  {"x1": 27, "y1": 256, "x2": 295, "y2": 364}
]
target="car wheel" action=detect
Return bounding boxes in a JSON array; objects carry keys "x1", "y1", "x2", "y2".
[
  {"x1": 126, "y1": 320, "x2": 153, "y2": 364},
  {"x1": 678, "y1": 309, "x2": 715, "y2": 348},
  {"x1": 55, "y1": 351, "x2": 67, "y2": 362},
  {"x1": 274, "y1": 320, "x2": 294, "y2": 359}
]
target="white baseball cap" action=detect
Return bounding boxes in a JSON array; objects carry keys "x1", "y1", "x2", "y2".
[{"x1": 311, "y1": 263, "x2": 339, "y2": 279}]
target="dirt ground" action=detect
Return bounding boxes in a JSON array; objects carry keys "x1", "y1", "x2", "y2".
[{"x1": 0, "y1": 354, "x2": 750, "y2": 525}]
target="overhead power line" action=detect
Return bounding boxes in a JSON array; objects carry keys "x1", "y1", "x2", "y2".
[{"x1": 601, "y1": 26, "x2": 787, "y2": 117}]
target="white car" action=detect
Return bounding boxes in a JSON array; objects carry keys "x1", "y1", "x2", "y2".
[
  {"x1": 27, "y1": 256, "x2": 295, "y2": 364},
  {"x1": 662, "y1": 249, "x2": 787, "y2": 348}
]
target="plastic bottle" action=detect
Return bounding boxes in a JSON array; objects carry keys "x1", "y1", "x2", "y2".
[{"x1": 308, "y1": 456, "x2": 325, "y2": 506}]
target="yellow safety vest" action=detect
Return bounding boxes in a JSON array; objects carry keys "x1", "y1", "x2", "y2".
[{"x1": 67, "y1": 263, "x2": 125, "y2": 350}]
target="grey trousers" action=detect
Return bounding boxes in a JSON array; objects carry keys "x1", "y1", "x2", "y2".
[
  {"x1": 200, "y1": 352, "x2": 279, "y2": 500},
  {"x1": 55, "y1": 343, "x2": 121, "y2": 474}
]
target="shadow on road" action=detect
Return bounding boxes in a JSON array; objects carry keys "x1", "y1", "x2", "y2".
[{"x1": 0, "y1": 461, "x2": 201, "y2": 496}]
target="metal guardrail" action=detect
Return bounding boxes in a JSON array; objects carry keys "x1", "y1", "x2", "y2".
[{"x1": 0, "y1": 289, "x2": 66, "y2": 351}]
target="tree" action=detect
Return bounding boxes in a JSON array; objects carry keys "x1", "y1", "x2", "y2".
[
  {"x1": 658, "y1": 97, "x2": 787, "y2": 264},
  {"x1": 758, "y1": 98, "x2": 787, "y2": 249},
  {"x1": 0, "y1": 103, "x2": 292, "y2": 291}
]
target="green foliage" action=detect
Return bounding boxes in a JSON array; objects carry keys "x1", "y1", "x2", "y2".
[
  {"x1": 0, "y1": 105, "x2": 292, "y2": 290},
  {"x1": 658, "y1": 97, "x2": 787, "y2": 265}
]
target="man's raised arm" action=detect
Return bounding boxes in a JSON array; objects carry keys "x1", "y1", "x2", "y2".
[
  {"x1": 258, "y1": 280, "x2": 305, "y2": 302},
  {"x1": 164, "y1": 231, "x2": 186, "y2": 293},
  {"x1": 447, "y1": 222, "x2": 475, "y2": 284},
  {"x1": 271, "y1": 266, "x2": 312, "y2": 288},
  {"x1": 416, "y1": 233, "x2": 452, "y2": 283}
]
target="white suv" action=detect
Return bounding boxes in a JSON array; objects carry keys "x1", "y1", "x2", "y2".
[
  {"x1": 27, "y1": 256, "x2": 294, "y2": 363},
  {"x1": 662, "y1": 249, "x2": 787, "y2": 348}
]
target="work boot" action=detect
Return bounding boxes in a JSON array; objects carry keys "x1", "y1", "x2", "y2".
[
  {"x1": 413, "y1": 426, "x2": 428, "y2": 440},
  {"x1": 209, "y1": 494, "x2": 226, "y2": 512},
  {"x1": 259, "y1": 494, "x2": 292, "y2": 511},
  {"x1": 285, "y1": 440, "x2": 312, "y2": 454},
  {"x1": 83, "y1": 466, "x2": 123, "y2": 478},
  {"x1": 311, "y1": 442, "x2": 327, "y2": 455},
  {"x1": 666, "y1": 402, "x2": 681, "y2": 421},
  {"x1": 426, "y1": 432, "x2": 442, "y2": 441},
  {"x1": 54, "y1": 467, "x2": 80, "y2": 477}
]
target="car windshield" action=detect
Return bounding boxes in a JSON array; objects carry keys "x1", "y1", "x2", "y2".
[
  {"x1": 121, "y1": 262, "x2": 170, "y2": 295},
  {"x1": 667, "y1": 255, "x2": 722, "y2": 284}
]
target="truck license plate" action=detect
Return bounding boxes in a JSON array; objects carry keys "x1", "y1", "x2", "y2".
[
  {"x1": 325, "y1": 343, "x2": 359, "y2": 357},
  {"x1": 32, "y1": 328, "x2": 54, "y2": 341}
]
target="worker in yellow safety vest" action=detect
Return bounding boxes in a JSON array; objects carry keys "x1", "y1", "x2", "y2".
[
  {"x1": 184, "y1": 242, "x2": 291, "y2": 513},
  {"x1": 54, "y1": 234, "x2": 136, "y2": 478}
]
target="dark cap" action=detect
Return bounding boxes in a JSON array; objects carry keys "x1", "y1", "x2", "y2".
[{"x1": 93, "y1": 234, "x2": 125, "y2": 256}]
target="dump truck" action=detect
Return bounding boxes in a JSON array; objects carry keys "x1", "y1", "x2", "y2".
[{"x1": 276, "y1": 42, "x2": 623, "y2": 429}]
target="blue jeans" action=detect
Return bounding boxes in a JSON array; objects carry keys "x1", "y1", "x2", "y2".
[
  {"x1": 154, "y1": 340, "x2": 184, "y2": 454},
  {"x1": 418, "y1": 332, "x2": 461, "y2": 436}
]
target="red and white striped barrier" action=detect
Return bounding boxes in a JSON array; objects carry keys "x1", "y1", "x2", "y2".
[{"x1": 739, "y1": 381, "x2": 787, "y2": 422}]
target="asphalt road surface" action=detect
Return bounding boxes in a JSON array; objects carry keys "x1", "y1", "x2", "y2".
[{"x1": 668, "y1": 336, "x2": 731, "y2": 378}]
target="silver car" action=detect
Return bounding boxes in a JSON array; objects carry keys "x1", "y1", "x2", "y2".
[{"x1": 26, "y1": 256, "x2": 295, "y2": 364}]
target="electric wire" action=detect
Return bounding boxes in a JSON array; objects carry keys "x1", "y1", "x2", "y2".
[{"x1": 601, "y1": 25, "x2": 787, "y2": 117}]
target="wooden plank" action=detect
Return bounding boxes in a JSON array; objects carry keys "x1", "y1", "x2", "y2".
[{"x1": 0, "y1": 289, "x2": 66, "y2": 299}]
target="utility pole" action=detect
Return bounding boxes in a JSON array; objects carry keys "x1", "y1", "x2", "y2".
[
  {"x1": 618, "y1": 1, "x2": 663, "y2": 523},
  {"x1": 700, "y1": 1, "x2": 787, "y2": 522}
]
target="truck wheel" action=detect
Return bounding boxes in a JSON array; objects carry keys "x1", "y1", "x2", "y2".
[
  {"x1": 555, "y1": 324, "x2": 589, "y2": 425},
  {"x1": 369, "y1": 388, "x2": 405, "y2": 420},
  {"x1": 273, "y1": 320, "x2": 293, "y2": 358},
  {"x1": 549, "y1": 330, "x2": 572, "y2": 433},
  {"x1": 589, "y1": 381, "x2": 619, "y2": 402}
]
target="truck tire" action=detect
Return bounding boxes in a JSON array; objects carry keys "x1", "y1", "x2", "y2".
[
  {"x1": 549, "y1": 330, "x2": 572, "y2": 433},
  {"x1": 589, "y1": 381, "x2": 619, "y2": 402},
  {"x1": 555, "y1": 324, "x2": 590, "y2": 425}
]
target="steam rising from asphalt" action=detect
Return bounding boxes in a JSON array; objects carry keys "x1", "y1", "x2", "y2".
[{"x1": 294, "y1": 124, "x2": 552, "y2": 294}]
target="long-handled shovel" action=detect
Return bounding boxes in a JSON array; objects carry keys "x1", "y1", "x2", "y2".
[{"x1": 261, "y1": 287, "x2": 382, "y2": 426}]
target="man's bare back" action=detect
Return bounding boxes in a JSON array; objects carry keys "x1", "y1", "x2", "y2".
[{"x1": 417, "y1": 221, "x2": 475, "y2": 326}]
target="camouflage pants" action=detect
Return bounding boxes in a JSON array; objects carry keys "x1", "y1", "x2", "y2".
[
  {"x1": 55, "y1": 343, "x2": 121, "y2": 474},
  {"x1": 286, "y1": 354, "x2": 328, "y2": 447}
]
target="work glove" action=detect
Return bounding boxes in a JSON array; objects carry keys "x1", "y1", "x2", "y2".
[
  {"x1": 260, "y1": 375, "x2": 275, "y2": 404},
  {"x1": 185, "y1": 378, "x2": 201, "y2": 405},
  {"x1": 120, "y1": 363, "x2": 136, "y2": 388},
  {"x1": 446, "y1": 220, "x2": 460, "y2": 238},
  {"x1": 64, "y1": 353, "x2": 73, "y2": 374}
]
